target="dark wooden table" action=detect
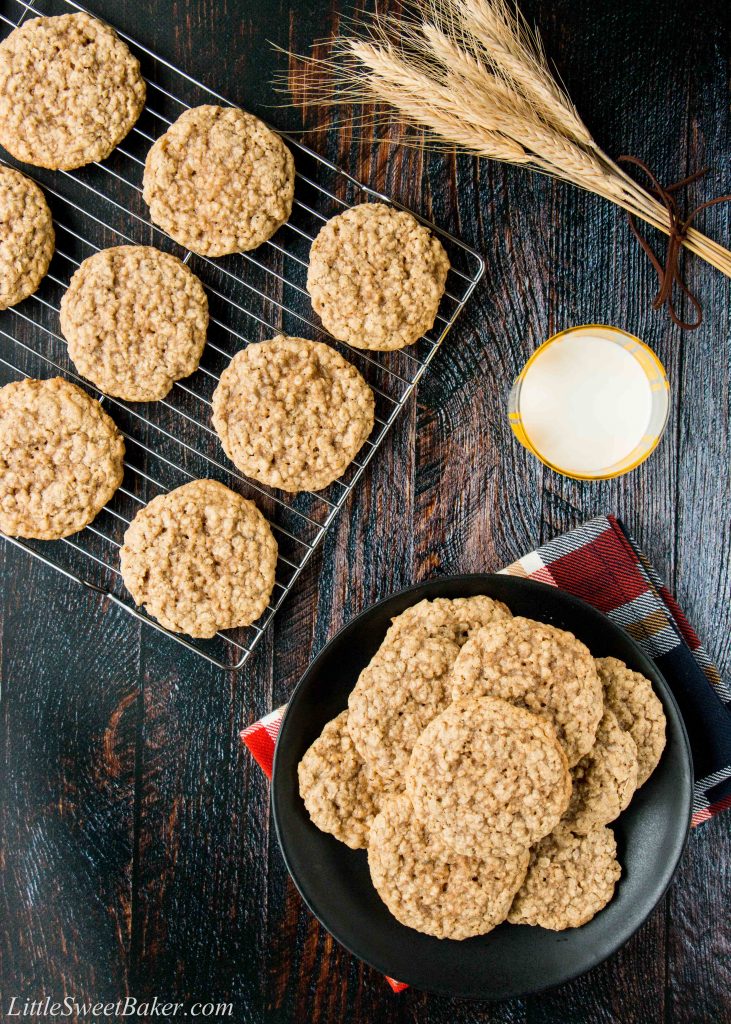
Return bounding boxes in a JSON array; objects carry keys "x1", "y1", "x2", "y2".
[{"x1": 2, "y1": 1, "x2": 730, "y2": 1021}]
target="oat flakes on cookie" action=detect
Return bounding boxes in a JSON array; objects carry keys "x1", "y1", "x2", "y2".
[
  {"x1": 384, "y1": 595, "x2": 512, "y2": 648},
  {"x1": 451, "y1": 616, "x2": 603, "y2": 766},
  {"x1": 143, "y1": 105, "x2": 294, "y2": 256},
  {"x1": 0, "y1": 166, "x2": 54, "y2": 309},
  {"x1": 368, "y1": 793, "x2": 529, "y2": 939},
  {"x1": 119, "y1": 479, "x2": 277, "y2": 638},
  {"x1": 407, "y1": 695, "x2": 571, "y2": 858},
  {"x1": 298, "y1": 710, "x2": 393, "y2": 850},
  {"x1": 596, "y1": 656, "x2": 666, "y2": 786},
  {"x1": 211, "y1": 336, "x2": 374, "y2": 492},
  {"x1": 560, "y1": 709, "x2": 638, "y2": 834},
  {"x1": 0, "y1": 13, "x2": 145, "y2": 170},
  {"x1": 347, "y1": 631, "x2": 461, "y2": 784},
  {"x1": 0, "y1": 377, "x2": 124, "y2": 540},
  {"x1": 508, "y1": 826, "x2": 621, "y2": 930},
  {"x1": 60, "y1": 246, "x2": 209, "y2": 402},
  {"x1": 307, "y1": 203, "x2": 450, "y2": 351}
]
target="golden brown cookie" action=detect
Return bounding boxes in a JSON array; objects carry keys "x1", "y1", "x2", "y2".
[
  {"x1": 119, "y1": 479, "x2": 277, "y2": 638},
  {"x1": 307, "y1": 203, "x2": 450, "y2": 351},
  {"x1": 508, "y1": 826, "x2": 621, "y2": 930},
  {"x1": 143, "y1": 105, "x2": 294, "y2": 256},
  {"x1": 596, "y1": 657, "x2": 666, "y2": 786},
  {"x1": 347, "y1": 631, "x2": 461, "y2": 784},
  {"x1": 298, "y1": 711, "x2": 393, "y2": 850},
  {"x1": 0, "y1": 166, "x2": 54, "y2": 309},
  {"x1": 406, "y1": 696, "x2": 572, "y2": 858},
  {"x1": 383, "y1": 595, "x2": 512, "y2": 648},
  {"x1": 0, "y1": 13, "x2": 145, "y2": 169},
  {"x1": 451, "y1": 616, "x2": 603, "y2": 766},
  {"x1": 211, "y1": 336, "x2": 374, "y2": 492},
  {"x1": 560, "y1": 709, "x2": 638, "y2": 834},
  {"x1": 368, "y1": 793, "x2": 530, "y2": 939},
  {"x1": 60, "y1": 246, "x2": 209, "y2": 402},
  {"x1": 0, "y1": 377, "x2": 124, "y2": 540}
]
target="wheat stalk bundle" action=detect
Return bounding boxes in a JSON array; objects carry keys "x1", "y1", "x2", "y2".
[{"x1": 283, "y1": 0, "x2": 731, "y2": 324}]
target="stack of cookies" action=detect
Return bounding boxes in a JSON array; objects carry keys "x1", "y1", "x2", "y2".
[{"x1": 298, "y1": 596, "x2": 667, "y2": 938}]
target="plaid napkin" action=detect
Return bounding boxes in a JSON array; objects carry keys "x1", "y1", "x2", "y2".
[{"x1": 242, "y1": 514, "x2": 731, "y2": 991}]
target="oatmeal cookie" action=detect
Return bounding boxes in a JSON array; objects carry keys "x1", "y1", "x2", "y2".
[
  {"x1": 0, "y1": 377, "x2": 124, "y2": 540},
  {"x1": 384, "y1": 595, "x2": 512, "y2": 648},
  {"x1": 143, "y1": 105, "x2": 294, "y2": 256},
  {"x1": 0, "y1": 13, "x2": 145, "y2": 169},
  {"x1": 60, "y1": 246, "x2": 209, "y2": 402},
  {"x1": 406, "y1": 696, "x2": 571, "y2": 858},
  {"x1": 368, "y1": 793, "x2": 530, "y2": 939},
  {"x1": 347, "y1": 632, "x2": 461, "y2": 784},
  {"x1": 451, "y1": 617, "x2": 603, "y2": 766},
  {"x1": 596, "y1": 657, "x2": 666, "y2": 786},
  {"x1": 508, "y1": 826, "x2": 621, "y2": 930},
  {"x1": 0, "y1": 166, "x2": 54, "y2": 309},
  {"x1": 307, "y1": 203, "x2": 450, "y2": 351},
  {"x1": 211, "y1": 336, "x2": 374, "y2": 492},
  {"x1": 119, "y1": 479, "x2": 277, "y2": 638},
  {"x1": 560, "y1": 709, "x2": 638, "y2": 834},
  {"x1": 298, "y1": 710, "x2": 393, "y2": 850}
]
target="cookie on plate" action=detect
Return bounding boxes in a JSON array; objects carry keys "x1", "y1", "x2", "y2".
[
  {"x1": 0, "y1": 377, "x2": 124, "y2": 540},
  {"x1": 143, "y1": 105, "x2": 294, "y2": 256},
  {"x1": 508, "y1": 826, "x2": 621, "y2": 930},
  {"x1": 0, "y1": 166, "x2": 54, "y2": 309},
  {"x1": 119, "y1": 479, "x2": 277, "y2": 638},
  {"x1": 560, "y1": 709, "x2": 638, "y2": 834},
  {"x1": 451, "y1": 617, "x2": 603, "y2": 766},
  {"x1": 307, "y1": 203, "x2": 450, "y2": 351},
  {"x1": 406, "y1": 696, "x2": 571, "y2": 858},
  {"x1": 298, "y1": 710, "x2": 393, "y2": 850},
  {"x1": 211, "y1": 336, "x2": 374, "y2": 492},
  {"x1": 60, "y1": 246, "x2": 209, "y2": 402},
  {"x1": 596, "y1": 656, "x2": 666, "y2": 786},
  {"x1": 368, "y1": 793, "x2": 530, "y2": 939},
  {"x1": 383, "y1": 595, "x2": 512, "y2": 648},
  {"x1": 0, "y1": 13, "x2": 145, "y2": 169},
  {"x1": 347, "y1": 631, "x2": 461, "y2": 784}
]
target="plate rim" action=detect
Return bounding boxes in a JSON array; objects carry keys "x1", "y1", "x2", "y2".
[{"x1": 271, "y1": 573, "x2": 694, "y2": 999}]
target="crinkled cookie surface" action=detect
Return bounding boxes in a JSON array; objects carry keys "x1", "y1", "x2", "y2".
[
  {"x1": 119, "y1": 479, "x2": 277, "y2": 638},
  {"x1": 143, "y1": 104, "x2": 294, "y2": 256},
  {"x1": 596, "y1": 656, "x2": 666, "y2": 786},
  {"x1": 0, "y1": 377, "x2": 124, "y2": 540},
  {"x1": 211, "y1": 336, "x2": 374, "y2": 492},
  {"x1": 0, "y1": 13, "x2": 145, "y2": 169},
  {"x1": 384, "y1": 595, "x2": 512, "y2": 648},
  {"x1": 307, "y1": 203, "x2": 450, "y2": 351},
  {"x1": 0, "y1": 166, "x2": 54, "y2": 309}
]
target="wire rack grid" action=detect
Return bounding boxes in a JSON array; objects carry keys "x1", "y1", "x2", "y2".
[{"x1": 0, "y1": 0, "x2": 485, "y2": 669}]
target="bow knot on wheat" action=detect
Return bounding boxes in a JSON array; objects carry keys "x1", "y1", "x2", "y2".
[{"x1": 283, "y1": 0, "x2": 731, "y2": 331}]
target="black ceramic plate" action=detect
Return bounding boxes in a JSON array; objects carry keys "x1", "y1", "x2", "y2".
[{"x1": 271, "y1": 575, "x2": 693, "y2": 999}]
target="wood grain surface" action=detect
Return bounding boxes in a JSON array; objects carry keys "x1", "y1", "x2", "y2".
[{"x1": 1, "y1": 1, "x2": 730, "y2": 1022}]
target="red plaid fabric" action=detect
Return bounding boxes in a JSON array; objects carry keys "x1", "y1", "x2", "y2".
[{"x1": 241, "y1": 515, "x2": 731, "y2": 990}]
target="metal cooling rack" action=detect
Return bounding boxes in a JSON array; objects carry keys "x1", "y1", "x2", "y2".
[{"x1": 0, "y1": 0, "x2": 485, "y2": 669}]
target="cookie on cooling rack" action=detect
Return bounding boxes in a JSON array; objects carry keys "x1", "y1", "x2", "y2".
[
  {"x1": 60, "y1": 245, "x2": 209, "y2": 402},
  {"x1": 306, "y1": 202, "x2": 450, "y2": 351},
  {"x1": 368, "y1": 793, "x2": 530, "y2": 939},
  {"x1": 119, "y1": 479, "x2": 277, "y2": 639},
  {"x1": 0, "y1": 377, "x2": 124, "y2": 540},
  {"x1": 508, "y1": 826, "x2": 622, "y2": 930},
  {"x1": 596, "y1": 656, "x2": 666, "y2": 786},
  {"x1": 211, "y1": 336, "x2": 374, "y2": 492},
  {"x1": 0, "y1": 165, "x2": 54, "y2": 310},
  {"x1": 298, "y1": 710, "x2": 395, "y2": 850},
  {"x1": 143, "y1": 105, "x2": 295, "y2": 256},
  {"x1": 406, "y1": 695, "x2": 572, "y2": 858},
  {"x1": 0, "y1": 13, "x2": 145, "y2": 170},
  {"x1": 450, "y1": 616, "x2": 603, "y2": 767}
]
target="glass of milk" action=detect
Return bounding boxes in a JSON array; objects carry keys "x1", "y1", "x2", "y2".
[{"x1": 508, "y1": 324, "x2": 669, "y2": 480}]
